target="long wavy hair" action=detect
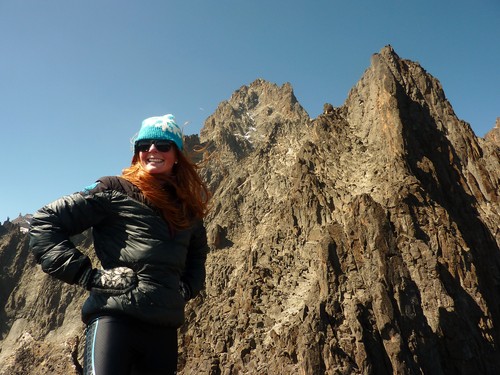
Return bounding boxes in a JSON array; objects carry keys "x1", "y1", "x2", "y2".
[{"x1": 121, "y1": 146, "x2": 210, "y2": 231}]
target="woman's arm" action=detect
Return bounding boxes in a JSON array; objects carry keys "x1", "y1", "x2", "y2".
[
  {"x1": 181, "y1": 220, "x2": 209, "y2": 299},
  {"x1": 29, "y1": 190, "x2": 109, "y2": 285}
]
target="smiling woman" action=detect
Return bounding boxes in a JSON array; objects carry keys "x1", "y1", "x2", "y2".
[
  {"x1": 122, "y1": 114, "x2": 210, "y2": 230},
  {"x1": 132, "y1": 115, "x2": 184, "y2": 174},
  {"x1": 138, "y1": 140, "x2": 177, "y2": 175},
  {"x1": 29, "y1": 113, "x2": 211, "y2": 374}
]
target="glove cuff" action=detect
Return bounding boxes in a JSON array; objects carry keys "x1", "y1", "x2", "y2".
[{"x1": 76, "y1": 267, "x2": 95, "y2": 290}]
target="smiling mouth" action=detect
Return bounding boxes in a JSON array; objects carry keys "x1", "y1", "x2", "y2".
[{"x1": 147, "y1": 158, "x2": 164, "y2": 163}]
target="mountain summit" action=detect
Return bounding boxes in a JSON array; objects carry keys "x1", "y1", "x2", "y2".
[{"x1": 1, "y1": 46, "x2": 499, "y2": 374}]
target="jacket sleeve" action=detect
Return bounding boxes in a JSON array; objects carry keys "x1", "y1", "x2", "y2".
[
  {"x1": 29, "y1": 190, "x2": 110, "y2": 285},
  {"x1": 181, "y1": 219, "x2": 209, "y2": 298}
]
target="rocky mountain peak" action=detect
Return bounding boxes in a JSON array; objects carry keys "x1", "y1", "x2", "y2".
[
  {"x1": 187, "y1": 45, "x2": 500, "y2": 374},
  {"x1": 485, "y1": 117, "x2": 500, "y2": 147},
  {"x1": 200, "y1": 79, "x2": 309, "y2": 162},
  {"x1": 1, "y1": 46, "x2": 499, "y2": 374}
]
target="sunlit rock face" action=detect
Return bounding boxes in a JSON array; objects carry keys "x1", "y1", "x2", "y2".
[{"x1": 1, "y1": 46, "x2": 499, "y2": 375}]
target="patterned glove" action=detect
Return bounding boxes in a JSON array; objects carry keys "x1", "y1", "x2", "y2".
[
  {"x1": 179, "y1": 280, "x2": 192, "y2": 301},
  {"x1": 89, "y1": 267, "x2": 138, "y2": 295}
]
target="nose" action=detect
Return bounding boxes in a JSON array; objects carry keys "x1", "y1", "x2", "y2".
[{"x1": 148, "y1": 143, "x2": 158, "y2": 152}]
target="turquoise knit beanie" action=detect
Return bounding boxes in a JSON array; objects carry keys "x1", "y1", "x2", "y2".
[{"x1": 134, "y1": 114, "x2": 183, "y2": 151}]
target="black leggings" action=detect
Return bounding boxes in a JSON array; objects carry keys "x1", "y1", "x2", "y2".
[{"x1": 83, "y1": 316, "x2": 178, "y2": 375}]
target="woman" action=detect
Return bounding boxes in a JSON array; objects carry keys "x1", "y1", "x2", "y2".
[{"x1": 29, "y1": 114, "x2": 210, "y2": 374}]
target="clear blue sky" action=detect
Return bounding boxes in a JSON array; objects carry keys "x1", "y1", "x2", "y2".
[{"x1": 1, "y1": 0, "x2": 498, "y2": 222}]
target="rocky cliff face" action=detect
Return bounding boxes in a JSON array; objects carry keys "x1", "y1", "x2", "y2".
[
  {"x1": 1, "y1": 46, "x2": 499, "y2": 374},
  {"x1": 485, "y1": 118, "x2": 500, "y2": 148}
]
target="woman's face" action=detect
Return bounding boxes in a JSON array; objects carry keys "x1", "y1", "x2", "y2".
[{"x1": 137, "y1": 140, "x2": 177, "y2": 175}]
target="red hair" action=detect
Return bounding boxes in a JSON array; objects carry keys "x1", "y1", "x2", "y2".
[{"x1": 121, "y1": 148, "x2": 210, "y2": 231}]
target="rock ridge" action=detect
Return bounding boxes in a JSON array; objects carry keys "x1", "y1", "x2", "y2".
[{"x1": 0, "y1": 46, "x2": 499, "y2": 375}]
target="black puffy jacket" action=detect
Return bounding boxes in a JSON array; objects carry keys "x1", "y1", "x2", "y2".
[{"x1": 29, "y1": 176, "x2": 208, "y2": 327}]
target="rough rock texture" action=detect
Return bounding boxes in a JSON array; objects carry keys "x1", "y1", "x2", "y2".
[
  {"x1": 0, "y1": 229, "x2": 92, "y2": 375},
  {"x1": 485, "y1": 118, "x2": 500, "y2": 148},
  {"x1": 1, "y1": 46, "x2": 499, "y2": 374}
]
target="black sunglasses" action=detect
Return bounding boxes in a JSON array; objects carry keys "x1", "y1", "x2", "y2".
[{"x1": 135, "y1": 140, "x2": 175, "y2": 153}]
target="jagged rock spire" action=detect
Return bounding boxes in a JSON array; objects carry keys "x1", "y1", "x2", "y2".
[
  {"x1": 184, "y1": 45, "x2": 500, "y2": 374},
  {"x1": 1, "y1": 46, "x2": 498, "y2": 375}
]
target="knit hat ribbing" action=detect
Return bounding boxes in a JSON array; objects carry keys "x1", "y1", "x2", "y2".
[{"x1": 134, "y1": 114, "x2": 183, "y2": 151}]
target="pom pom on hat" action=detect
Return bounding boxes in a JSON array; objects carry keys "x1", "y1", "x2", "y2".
[{"x1": 134, "y1": 114, "x2": 183, "y2": 151}]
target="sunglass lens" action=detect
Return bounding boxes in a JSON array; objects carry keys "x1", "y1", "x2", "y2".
[
  {"x1": 136, "y1": 141, "x2": 151, "y2": 152},
  {"x1": 135, "y1": 140, "x2": 173, "y2": 153},
  {"x1": 155, "y1": 141, "x2": 173, "y2": 152}
]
